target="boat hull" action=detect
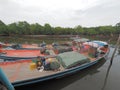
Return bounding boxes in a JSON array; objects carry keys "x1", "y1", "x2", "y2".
[{"x1": 12, "y1": 52, "x2": 108, "y2": 87}]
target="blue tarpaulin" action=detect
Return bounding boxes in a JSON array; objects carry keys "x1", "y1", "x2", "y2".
[{"x1": 92, "y1": 41, "x2": 107, "y2": 46}]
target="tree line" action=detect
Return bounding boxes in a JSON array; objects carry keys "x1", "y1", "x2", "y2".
[{"x1": 0, "y1": 20, "x2": 120, "y2": 36}]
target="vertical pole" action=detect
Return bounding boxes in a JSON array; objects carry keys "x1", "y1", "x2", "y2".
[
  {"x1": 110, "y1": 34, "x2": 120, "y2": 64},
  {"x1": 0, "y1": 68, "x2": 15, "y2": 90}
]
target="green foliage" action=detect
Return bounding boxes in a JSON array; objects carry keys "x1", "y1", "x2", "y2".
[
  {"x1": 0, "y1": 19, "x2": 120, "y2": 36},
  {"x1": 116, "y1": 22, "x2": 120, "y2": 34},
  {"x1": 0, "y1": 20, "x2": 8, "y2": 35},
  {"x1": 44, "y1": 23, "x2": 53, "y2": 35},
  {"x1": 30, "y1": 23, "x2": 43, "y2": 35},
  {"x1": 74, "y1": 25, "x2": 84, "y2": 34}
]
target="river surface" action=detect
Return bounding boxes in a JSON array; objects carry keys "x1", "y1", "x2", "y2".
[{"x1": 15, "y1": 47, "x2": 120, "y2": 90}]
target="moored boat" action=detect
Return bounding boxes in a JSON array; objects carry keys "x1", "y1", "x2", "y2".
[
  {"x1": 0, "y1": 43, "x2": 73, "y2": 60},
  {"x1": 10, "y1": 44, "x2": 42, "y2": 50},
  {"x1": 0, "y1": 40, "x2": 110, "y2": 90},
  {"x1": 0, "y1": 49, "x2": 45, "y2": 60}
]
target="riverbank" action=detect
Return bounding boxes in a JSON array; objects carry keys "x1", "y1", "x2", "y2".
[{"x1": 0, "y1": 35, "x2": 118, "y2": 44}]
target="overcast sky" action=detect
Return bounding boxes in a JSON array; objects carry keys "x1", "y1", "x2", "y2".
[{"x1": 0, "y1": 0, "x2": 120, "y2": 27}]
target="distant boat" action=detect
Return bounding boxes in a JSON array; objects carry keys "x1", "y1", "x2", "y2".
[{"x1": 0, "y1": 40, "x2": 110, "y2": 90}]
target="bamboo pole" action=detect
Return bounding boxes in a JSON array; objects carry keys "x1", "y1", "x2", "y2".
[
  {"x1": 118, "y1": 44, "x2": 120, "y2": 54},
  {"x1": 110, "y1": 34, "x2": 120, "y2": 64}
]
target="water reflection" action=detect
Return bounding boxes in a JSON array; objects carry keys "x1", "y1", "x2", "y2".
[
  {"x1": 15, "y1": 59, "x2": 106, "y2": 90},
  {"x1": 118, "y1": 49, "x2": 120, "y2": 54},
  {"x1": 0, "y1": 36, "x2": 70, "y2": 44},
  {"x1": 101, "y1": 62, "x2": 112, "y2": 90},
  {"x1": 102, "y1": 47, "x2": 119, "y2": 90}
]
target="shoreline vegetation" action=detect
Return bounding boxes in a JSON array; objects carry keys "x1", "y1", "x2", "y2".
[{"x1": 0, "y1": 19, "x2": 120, "y2": 44}]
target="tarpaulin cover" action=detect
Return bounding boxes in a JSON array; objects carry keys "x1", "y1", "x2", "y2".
[
  {"x1": 83, "y1": 42, "x2": 99, "y2": 48},
  {"x1": 92, "y1": 41, "x2": 108, "y2": 46},
  {"x1": 57, "y1": 51, "x2": 90, "y2": 68}
]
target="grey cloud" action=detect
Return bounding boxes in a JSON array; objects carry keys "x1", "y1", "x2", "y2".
[
  {"x1": 0, "y1": 0, "x2": 24, "y2": 23},
  {"x1": 0, "y1": 0, "x2": 120, "y2": 27},
  {"x1": 67, "y1": 0, "x2": 120, "y2": 27}
]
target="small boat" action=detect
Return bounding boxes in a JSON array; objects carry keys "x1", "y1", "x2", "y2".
[
  {"x1": 11, "y1": 44, "x2": 42, "y2": 50},
  {"x1": 0, "y1": 41, "x2": 47, "y2": 50},
  {"x1": 0, "y1": 49, "x2": 45, "y2": 60},
  {"x1": 2, "y1": 43, "x2": 44, "y2": 50},
  {"x1": 0, "y1": 45, "x2": 72, "y2": 60},
  {"x1": 0, "y1": 40, "x2": 110, "y2": 90}
]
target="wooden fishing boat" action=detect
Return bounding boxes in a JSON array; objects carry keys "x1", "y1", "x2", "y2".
[
  {"x1": 0, "y1": 41, "x2": 46, "y2": 50},
  {"x1": 0, "y1": 43, "x2": 72, "y2": 60},
  {"x1": 0, "y1": 40, "x2": 110, "y2": 90},
  {"x1": 10, "y1": 44, "x2": 42, "y2": 50},
  {"x1": 0, "y1": 49, "x2": 45, "y2": 60}
]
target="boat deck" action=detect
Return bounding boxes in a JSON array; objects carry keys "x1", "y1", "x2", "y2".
[
  {"x1": 0, "y1": 48, "x2": 102, "y2": 83},
  {"x1": 0, "y1": 60, "x2": 61, "y2": 83},
  {"x1": 0, "y1": 47, "x2": 107, "y2": 84}
]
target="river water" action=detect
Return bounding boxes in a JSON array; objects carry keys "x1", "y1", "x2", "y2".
[{"x1": 15, "y1": 47, "x2": 120, "y2": 90}]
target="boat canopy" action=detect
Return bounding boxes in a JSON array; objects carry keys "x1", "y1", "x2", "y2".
[
  {"x1": 83, "y1": 42, "x2": 99, "y2": 48},
  {"x1": 57, "y1": 51, "x2": 90, "y2": 68}
]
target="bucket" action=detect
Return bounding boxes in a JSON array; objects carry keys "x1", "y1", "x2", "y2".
[{"x1": 29, "y1": 63, "x2": 36, "y2": 70}]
